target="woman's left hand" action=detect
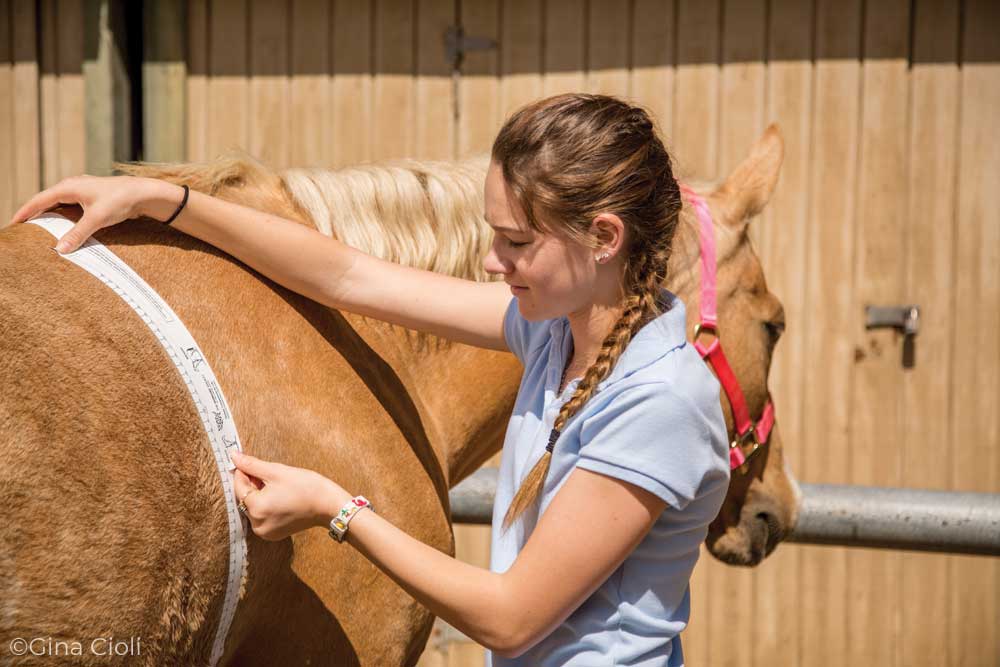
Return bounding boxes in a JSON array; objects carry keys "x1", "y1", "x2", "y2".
[{"x1": 230, "y1": 451, "x2": 351, "y2": 541}]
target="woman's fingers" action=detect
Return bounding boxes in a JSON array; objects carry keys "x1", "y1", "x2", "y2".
[
  {"x1": 10, "y1": 180, "x2": 83, "y2": 225},
  {"x1": 230, "y1": 452, "x2": 276, "y2": 482},
  {"x1": 54, "y1": 209, "x2": 107, "y2": 254},
  {"x1": 232, "y1": 468, "x2": 255, "y2": 499}
]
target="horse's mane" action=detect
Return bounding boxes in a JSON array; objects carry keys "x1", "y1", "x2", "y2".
[
  {"x1": 115, "y1": 151, "x2": 497, "y2": 283},
  {"x1": 282, "y1": 157, "x2": 496, "y2": 282}
]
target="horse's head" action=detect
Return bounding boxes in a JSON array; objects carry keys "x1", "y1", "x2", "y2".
[{"x1": 669, "y1": 125, "x2": 801, "y2": 566}]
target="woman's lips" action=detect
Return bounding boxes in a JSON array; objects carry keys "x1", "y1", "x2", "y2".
[{"x1": 510, "y1": 285, "x2": 528, "y2": 294}]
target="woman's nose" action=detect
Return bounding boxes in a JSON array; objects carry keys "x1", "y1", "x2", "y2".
[{"x1": 483, "y1": 246, "x2": 509, "y2": 276}]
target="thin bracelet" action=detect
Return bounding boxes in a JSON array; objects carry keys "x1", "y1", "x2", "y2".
[{"x1": 162, "y1": 184, "x2": 189, "y2": 226}]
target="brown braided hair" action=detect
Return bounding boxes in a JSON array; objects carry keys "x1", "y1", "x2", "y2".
[{"x1": 491, "y1": 93, "x2": 683, "y2": 533}]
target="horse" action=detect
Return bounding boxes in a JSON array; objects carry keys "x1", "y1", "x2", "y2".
[{"x1": 0, "y1": 125, "x2": 798, "y2": 665}]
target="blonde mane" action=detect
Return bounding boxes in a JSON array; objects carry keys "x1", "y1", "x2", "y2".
[
  {"x1": 116, "y1": 152, "x2": 498, "y2": 283},
  {"x1": 281, "y1": 156, "x2": 497, "y2": 282}
]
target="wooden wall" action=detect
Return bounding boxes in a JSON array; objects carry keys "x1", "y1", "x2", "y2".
[{"x1": 2, "y1": 1, "x2": 998, "y2": 665}]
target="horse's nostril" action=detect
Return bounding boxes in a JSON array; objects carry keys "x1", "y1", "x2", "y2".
[{"x1": 756, "y1": 511, "x2": 784, "y2": 555}]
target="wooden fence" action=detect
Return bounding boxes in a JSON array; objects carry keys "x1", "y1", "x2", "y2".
[{"x1": 1, "y1": 1, "x2": 997, "y2": 665}]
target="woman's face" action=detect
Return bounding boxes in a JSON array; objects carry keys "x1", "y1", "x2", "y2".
[{"x1": 482, "y1": 160, "x2": 598, "y2": 321}]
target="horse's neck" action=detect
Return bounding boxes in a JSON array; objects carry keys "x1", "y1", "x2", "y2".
[{"x1": 352, "y1": 317, "x2": 523, "y2": 488}]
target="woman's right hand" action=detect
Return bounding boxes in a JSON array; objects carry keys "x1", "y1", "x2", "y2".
[{"x1": 9, "y1": 175, "x2": 182, "y2": 254}]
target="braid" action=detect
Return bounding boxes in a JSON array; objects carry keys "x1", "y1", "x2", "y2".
[{"x1": 500, "y1": 247, "x2": 669, "y2": 533}]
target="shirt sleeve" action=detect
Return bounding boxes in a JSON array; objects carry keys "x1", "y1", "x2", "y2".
[
  {"x1": 575, "y1": 381, "x2": 728, "y2": 511},
  {"x1": 502, "y1": 296, "x2": 548, "y2": 365}
]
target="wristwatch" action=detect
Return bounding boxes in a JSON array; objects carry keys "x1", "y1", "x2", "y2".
[{"x1": 328, "y1": 495, "x2": 375, "y2": 543}]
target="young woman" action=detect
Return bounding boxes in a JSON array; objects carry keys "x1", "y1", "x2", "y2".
[{"x1": 11, "y1": 93, "x2": 730, "y2": 666}]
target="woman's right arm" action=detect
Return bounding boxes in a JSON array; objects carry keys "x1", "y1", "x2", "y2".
[{"x1": 147, "y1": 180, "x2": 513, "y2": 351}]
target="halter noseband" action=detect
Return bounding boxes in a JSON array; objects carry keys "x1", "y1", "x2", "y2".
[{"x1": 679, "y1": 184, "x2": 775, "y2": 474}]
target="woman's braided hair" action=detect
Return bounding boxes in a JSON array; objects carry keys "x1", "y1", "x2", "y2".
[{"x1": 491, "y1": 93, "x2": 683, "y2": 533}]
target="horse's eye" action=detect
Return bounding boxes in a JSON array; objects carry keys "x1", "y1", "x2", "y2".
[{"x1": 764, "y1": 320, "x2": 785, "y2": 340}]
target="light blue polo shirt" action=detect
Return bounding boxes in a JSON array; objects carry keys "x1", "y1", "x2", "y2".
[{"x1": 486, "y1": 288, "x2": 730, "y2": 667}]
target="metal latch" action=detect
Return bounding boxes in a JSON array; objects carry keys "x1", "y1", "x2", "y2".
[
  {"x1": 444, "y1": 26, "x2": 497, "y2": 68},
  {"x1": 865, "y1": 305, "x2": 920, "y2": 335},
  {"x1": 865, "y1": 304, "x2": 920, "y2": 368}
]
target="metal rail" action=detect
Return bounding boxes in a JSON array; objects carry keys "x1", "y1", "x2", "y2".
[{"x1": 448, "y1": 467, "x2": 1000, "y2": 557}]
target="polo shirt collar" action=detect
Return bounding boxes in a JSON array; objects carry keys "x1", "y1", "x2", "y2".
[{"x1": 549, "y1": 288, "x2": 689, "y2": 392}]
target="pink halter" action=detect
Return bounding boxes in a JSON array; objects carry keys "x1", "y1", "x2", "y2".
[{"x1": 679, "y1": 184, "x2": 775, "y2": 473}]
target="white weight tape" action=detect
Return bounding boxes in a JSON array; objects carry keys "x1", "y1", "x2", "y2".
[{"x1": 27, "y1": 214, "x2": 247, "y2": 667}]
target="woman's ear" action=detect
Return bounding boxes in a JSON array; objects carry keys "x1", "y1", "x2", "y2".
[{"x1": 589, "y1": 213, "x2": 627, "y2": 258}]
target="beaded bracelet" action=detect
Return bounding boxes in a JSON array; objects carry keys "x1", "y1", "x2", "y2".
[{"x1": 328, "y1": 495, "x2": 375, "y2": 543}]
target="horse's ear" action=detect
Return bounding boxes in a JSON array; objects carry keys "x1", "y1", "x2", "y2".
[{"x1": 713, "y1": 124, "x2": 784, "y2": 227}]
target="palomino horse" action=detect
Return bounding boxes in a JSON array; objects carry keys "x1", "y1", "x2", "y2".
[{"x1": 0, "y1": 125, "x2": 797, "y2": 664}]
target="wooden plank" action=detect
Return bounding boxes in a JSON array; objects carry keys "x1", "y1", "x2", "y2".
[
  {"x1": 39, "y1": 0, "x2": 58, "y2": 186},
  {"x1": 0, "y1": 0, "x2": 12, "y2": 226},
  {"x1": 56, "y1": 0, "x2": 85, "y2": 181},
  {"x1": 457, "y1": 0, "x2": 498, "y2": 158},
  {"x1": 630, "y1": 0, "x2": 675, "y2": 145},
  {"x1": 901, "y1": 3, "x2": 960, "y2": 664},
  {"x1": 84, "y1": 0, "x2": 132, "y2": 175},
  {"x1": 290, "y1": 0, "x2": 329, "y2": 167},
  {"x1": 372, "y1": 0, "x2": 415, "y2": 161},
  {"x1": 543, "y1": 0, "x2": 585, "y2": 96},
  {"x1": 500, "y1": 0, "x2": 542, "y2": 118},
  {"x1": 449, "y1": 522, "x2": 492, "y2": 664},
  {"x1": 248, "y1": 0, "x2": 289, "y2": 168},
  {"x1": 752, "y1": 0, "x2": 813, "y2": 663},
  {"x1": 11, "y1": 0, "x2": 40, "y2": 211},
  {"x1": 39, "y1": 0, "x2": 85, "y2": 185},
  {"x1": 798, "y1": 1, "x2": 862, "y2": 664},
  {"x1": 846, "y1": 2, "x2": 911, "y2": 665},
  {"x1": 186, "y1": 0, "x2": 208, "y2": 161},
  {"x1": 415, "y1": 0, "x2": 455, "y2": 160},
  {"x1": 586, "y1": 0, "x2": 629, "y2": 97},
  {"x1": 671, "y1": 3, "x2": 718, "y2": 663},
  {"x1": 718, "y1": 0, "x2": 766, "y2": 254},
  {"x1": 331, "y1": 0, "x2": 372, "y2": 167},
  {"x1": 207, "y1": 0, "x2": 249, "y2": 158},
  {"x1": 143, "y1": 0, "x2": 187, "y2": 163},
  {"x1": 950, "y1": 0, "x2": 1000, "y2": 664},
  {"x1": 671, "y1": 0, "x2": 718, "y2": 178}
]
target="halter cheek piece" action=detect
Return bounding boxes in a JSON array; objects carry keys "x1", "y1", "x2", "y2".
[{"x1": 680, "y1": 184, "x2": 776, "y2": 474}]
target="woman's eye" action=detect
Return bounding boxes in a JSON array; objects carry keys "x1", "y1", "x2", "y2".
[{"x1": 506, "y1": 239, "x2": 530, "y2": 248}]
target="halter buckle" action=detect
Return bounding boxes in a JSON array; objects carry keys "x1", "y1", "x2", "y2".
[
  {"x1": 730, "y1": 425, "x2": 762, "y2": 475},
  {"x1": 693, "y1": 321, "x2": 718, "y2": 341}
]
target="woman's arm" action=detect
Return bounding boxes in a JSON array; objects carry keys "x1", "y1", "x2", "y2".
[
  {"x1": 144, "y1": 180, "x2": 512, "y2": 350},
  {"x1": 229, "y1": 450, "x2": 666, "y2": 658},
  {"x1": 319, "y1": 467, "x2": 667, "y2": 658}
]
